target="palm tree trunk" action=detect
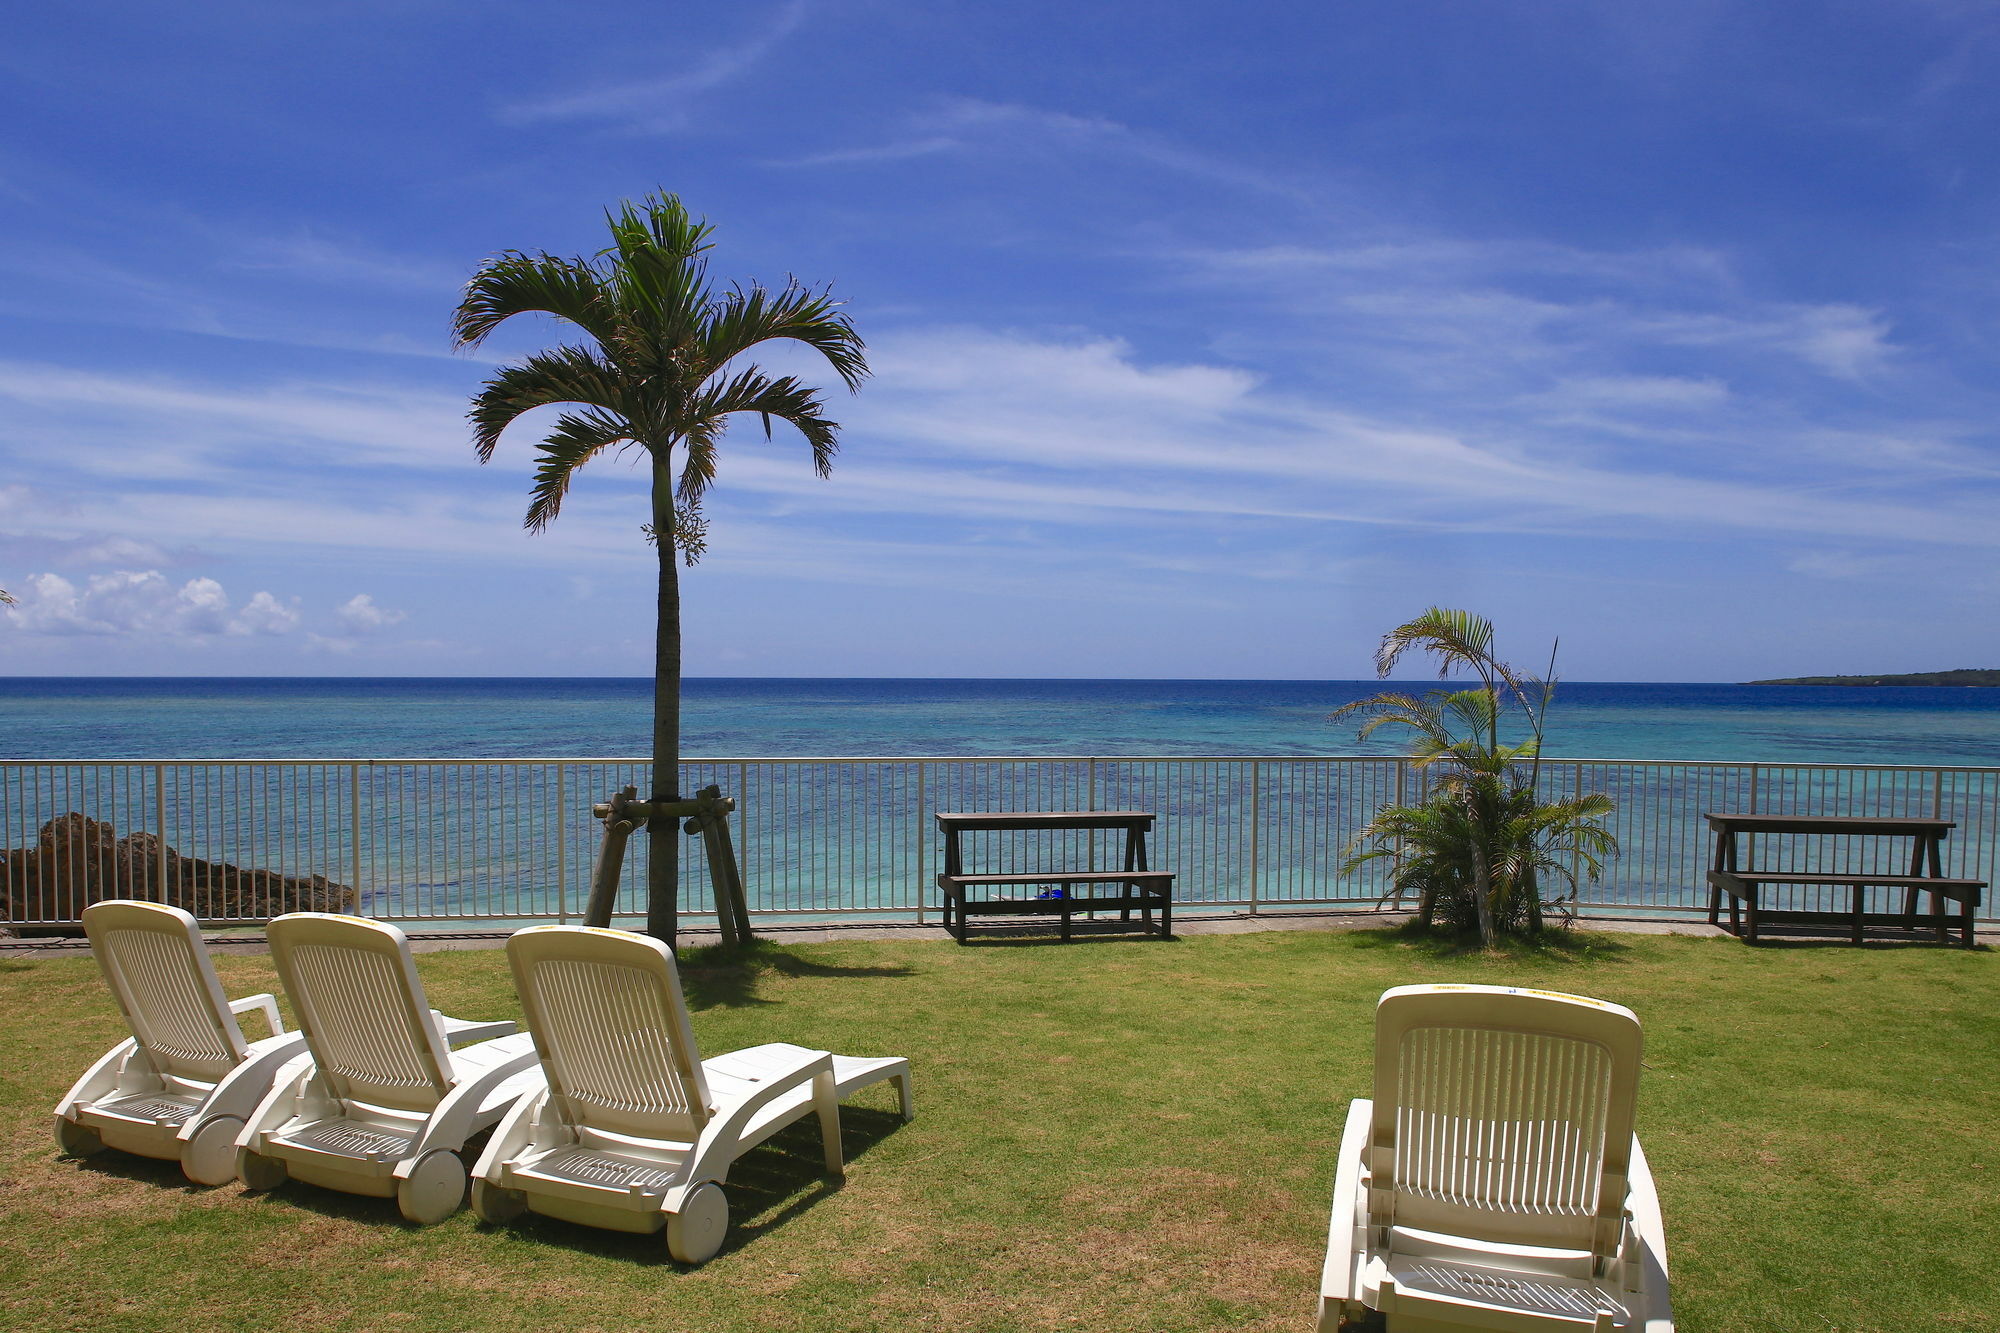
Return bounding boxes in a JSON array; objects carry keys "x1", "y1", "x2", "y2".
[
  {"x1": 1412, "y1": 882, "x2": 1438, "y2": 931},
  {"x1": 647, "y1": 451, "x2": 681, "y2": 946},
  {"x1": 1472, "y1": 842, "x2": 1496, "y2": 949}
]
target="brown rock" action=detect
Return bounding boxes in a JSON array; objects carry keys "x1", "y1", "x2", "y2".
[{"x1": 0, "y1": 813, "x2": 356, "y2": 932}]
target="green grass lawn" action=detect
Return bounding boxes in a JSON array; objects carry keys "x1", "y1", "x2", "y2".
[{"x1": 2, "y1": 927, "x2": 1994, "y2": 1333}]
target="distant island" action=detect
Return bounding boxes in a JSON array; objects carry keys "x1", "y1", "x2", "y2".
[{"x1": 1748, "y1": 669, "x2": 2000, "y2": 687}]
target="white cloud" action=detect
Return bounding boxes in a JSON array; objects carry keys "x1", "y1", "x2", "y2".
[
  {"x1": 334, "y1": 592, "x2": 406, "y2": 634},
  {"x1": 1783, "y1": 303, "x2": 1896, "y2": 379},
  {"x1": 230, "y1": 590, "x2": 301, "y2": 636},
  {"x1": 1, "y1": 570, "x2": 298, "y2": 638}
]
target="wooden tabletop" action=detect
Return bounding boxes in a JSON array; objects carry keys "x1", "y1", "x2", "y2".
[
  {"x1": 935, "y1": 810, "x2": 1156, "y2": 830},
  {"x1": 1704, "y1": 813, "x2": 1956, "y2": 836}
]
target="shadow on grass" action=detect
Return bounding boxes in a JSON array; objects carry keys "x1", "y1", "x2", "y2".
[
  {"x1": 678, "y1": 938, "x2": 916, "y2": 1010},
  {"x1": 1344, "y1": 923, "x2": 1636, "y2": 964},
  {"x1": 1733, "y1": 930, "x2": 1986, "y2": 952},
  {"x1": 70, "y1": 1148, "x2": 212, "y2": 1194},
  {"x1": 953, "y1": 924, "x2": 1179, "y2": 949},
  {"x1": 482, "y1": 1105, "x2": 911, "y2": 1267},
  {"x1": 242, "y1": 1174, "x2": 427, "y2": 1226}
]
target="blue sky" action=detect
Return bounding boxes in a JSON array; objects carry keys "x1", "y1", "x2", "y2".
[{"x1": 2, "y1": 1, "x2": 1997, "y2": 680}]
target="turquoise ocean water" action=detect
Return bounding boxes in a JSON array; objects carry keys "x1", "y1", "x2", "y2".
[
  {"x1": 4, "y1": 677, "x2": 2000, "y2": 765},
  {"x1": 6, "y1": 679, "x2": 1997, "y2": 924}
]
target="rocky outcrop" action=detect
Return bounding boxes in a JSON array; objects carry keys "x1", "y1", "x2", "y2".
[{"x1": 0, "y1": 813, "x2": 355, "y2": 932}]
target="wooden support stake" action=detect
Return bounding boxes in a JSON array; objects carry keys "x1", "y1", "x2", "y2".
[
  {"x1": 684, "y1": 784, "x2": 753, "y2": 949},
  {"x1": 583, "y1": 784, "x2": 647, "y2": 929},
  {"x1": 585, "y1": 784, "x2": 753, "y2": 945}
]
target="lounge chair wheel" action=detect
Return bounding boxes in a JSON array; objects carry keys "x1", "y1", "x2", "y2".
[
  {"x1": 55, "y1": 1117, "x2": 103, "y2": 1157},
  {"x1": 179, "y1": 1116, "x2": 245, "y2": 1186},
  {"x1": 665, "y1": 1183, "x2": 729, "y2": 1264},
  {"x1": 398, "y1": 1150, "x2": 469, "y2": 1225},
  {"x1": 470, "y1": 1178, "x2": 528, "y2": 1224},
  {"x1": 237, "y1": 1147, "x2": 288, "y2": 1191}
]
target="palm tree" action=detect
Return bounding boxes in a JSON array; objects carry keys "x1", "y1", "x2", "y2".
[
  {"x1": 452, "y1": 192, "x2": 868, "y2": 946},
  {"x1": 1334, "y1": 608, "x2": 1616, "y2": 946}
]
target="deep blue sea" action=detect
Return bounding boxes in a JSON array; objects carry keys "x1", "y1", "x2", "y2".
[{"x1": 3, "y1": 677, "x2": 2000, "y2": 766}]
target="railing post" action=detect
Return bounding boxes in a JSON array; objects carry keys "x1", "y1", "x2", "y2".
[
  {"x1": 1391, "y1": 758, "x2": 1408, "y2": 903},
  {"x1": 1247, "y1": 760, "x2": 1260, "y2": 915},
  {"x1": 739, "y1": 760, "x2": 752, "y2": 917},
  {"x1": 915, "y1": 761, "x2": 927, "y2": 925},
  {"x1": 1745, "y1": 762, "x2": 1760, "y2": 877},
  {"x1": 350, "y1": 762, "x2": 363, "y2": 916},
  {"x1": 1572, "y1": 761, "x2": 1585, "y2": 915},
  {"x1": 1087, "y1": 756, "x2": 1098, "y2": 810},
  {"x1": 154, "y1": 764, "x2": 168, "y2": 905},
  {"x1": 556, "y1": 763, "x2": 568, "y2": 923}
]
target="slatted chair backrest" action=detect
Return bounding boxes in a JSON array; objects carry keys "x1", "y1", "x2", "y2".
[
  {"x1": 83, "y1": 899, "x2": 248, "y2": 1085},
  {"x1": 506, "y1": 926, "x2": 714, "y2": 1143},
  {"x1": 1367, "y1": 984, "x2": 1642, "y2": 1260},
  {"x1": 267, "y1": 913, "x2": 455, "y2": 1114}
]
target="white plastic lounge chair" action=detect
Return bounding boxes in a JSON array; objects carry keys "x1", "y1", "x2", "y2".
[
  {"x1": 471, "y1": 925, "x2": 913, "y2": 1262},
  {"x1": 234, "y1": 912, "x2": 541, "y2": 1223},
  {"x1": 53, "y1": 900, "x2": 311, "y2": 1185},
  {"x1": 1319, "y1": 984, "x2": 1673, "y2": 1333}
]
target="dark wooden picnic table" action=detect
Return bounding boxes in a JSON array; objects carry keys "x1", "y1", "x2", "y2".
[
  {"x1": 934, "y1": 810, "x2": 1174, "y2": 944},
  {"x1": 1704, "y1": 813, "x2": 1982, "y2": 947}
]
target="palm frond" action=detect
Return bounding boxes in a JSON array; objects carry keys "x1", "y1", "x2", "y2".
[
  {"x1": 468, "y1": 346, "x2": 630, "y2": 462},
  {"x1": 453, "y1": 251, "x2": 616, "y2": 350},
  {"x1": 1439, "y1": 687, "x2": 1498, "y2": 740},
  {"x1": 1374, "y1": 606, "x2": 1497, "y2": 679},
  {"x1": 600, "y1": 195, "x2": 714, "y2": 352},
  {"x1": 522, "y1": 410, "x2": 633, "y2": 532},
  {"x1": 687, "y1": 368, "x2": 840, "y2": 478},
  {"x1": 699, "y1": 280, "x2": 870, "y2": 392},
  {"x1": 676, "y1": 416, "x2": 724, "y2": 507}
]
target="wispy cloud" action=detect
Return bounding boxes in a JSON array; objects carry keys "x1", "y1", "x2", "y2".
[
  {"x1": 500, "y1": 0, "x2": 810, "y2": 131},
  {"x1": 1171, "y1": 238, "x2": 1908, "y2": 390},
  {"x1": 226, "y1": 231, "x2": 465, "y2": 293},
  {"x1": 6, "y1": 308, "x2": 1996, "y2": 620},
  {"x1": 672, "y1": 326, "x2": 2000, "y2": 562},
  {"x1": 0, "y1": 362, "x2": 474, "y2": 477},
  {"x1": 772, "y1": 136, "x2": 961, "y2": 168},
  {"x1": 772, "y1": 97, "x2": 1317, "y2": 201}
]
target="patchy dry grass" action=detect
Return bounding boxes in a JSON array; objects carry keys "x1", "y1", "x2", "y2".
[{"x1": 1, "y1": 928, "x2": 1994, "y2": 1332}]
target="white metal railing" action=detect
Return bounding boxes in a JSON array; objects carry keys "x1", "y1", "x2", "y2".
[{"x1": 2, "y1": 757, "x2": 1995, "y2": 928}]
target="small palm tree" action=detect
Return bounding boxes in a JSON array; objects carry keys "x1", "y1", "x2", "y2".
[
  {"x1": 1335, "y1": 608, "x2": 1617, "y2": 945},
  {"x1": 452, "y1": 192, "x2": 868, "y2": 946}
]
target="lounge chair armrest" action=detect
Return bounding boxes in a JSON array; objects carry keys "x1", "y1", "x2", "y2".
[
  {"x1": 238, "y1": 1054, "x2": 320, "y2": 1145},
  {"x1": 229, "y1": 993, "x2": 285, "y2": 1037},
  {"x1": 680, "y1": 1049, "x2": 833, "y2": 1193},
  {"x1": 53, "y1": 1037, "x2": 142, "y2": 1119},
  {"x1": 472, "y1": 1085, "x2": 551, "y2": 1183},
  {"x1": 439, "y1": 1017, "x2": 518, "y2": 1045},
  {"x1": 1320, "y1": 1098, "x2": 1374, "y2": 1320},
  {"x1": 400, "y1": 1047, "x2": 544, "y2": 1172}
]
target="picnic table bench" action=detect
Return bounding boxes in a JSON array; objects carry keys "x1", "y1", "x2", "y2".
[
  {"x1": 935, "y1": 810, "x2": 1174, "y2": 944},
  {"x1": 1704, "y1": 813, "x2": 1983, "y2": 947}
]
